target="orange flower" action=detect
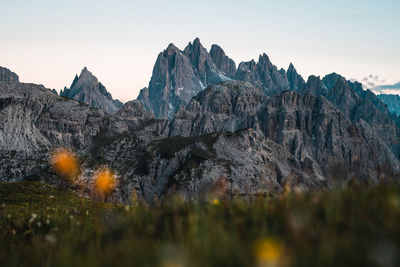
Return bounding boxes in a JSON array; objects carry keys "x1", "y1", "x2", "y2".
[
  {"x1": 254, "y1": 238, "x2": 284, "y2": 267},
  {"x1": 51, "y1": 148, "x2": 79, "y2": 179},
  {"x1": 94, "y1": 167, "x2": 116, "y2": 196}
]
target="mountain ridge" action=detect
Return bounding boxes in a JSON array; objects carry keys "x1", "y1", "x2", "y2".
[
  {"x1": 1, "y1": 39, "x2": 399, "y2": 204},
  {"x1": 60, "y1": 67, "x2": 123, "y2": 114}
]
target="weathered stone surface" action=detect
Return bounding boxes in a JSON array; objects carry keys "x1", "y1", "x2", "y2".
[
  {"x1": 138, "y1": 38, "x2": 233, "y2": 119},
  {"x1": 137, "y1": 43, "x2": 204, "y2": 119},
  {"x1": 117, "y1": 100, "x2": 152, "y2": 120},
  {"x1": 287, "y1": 63, "x2": 305, "y2": 92},
  {"x1": 1, "y1": 40, "x2": 400, "y2": 204},
  {"x1": 166, "y1": 81, "x2": 400, "y2": 186},
  {"x1": 210, "y1": 44, "x2": 236, "y2": 78},
  {"x1": 378, "y1": 94, "x2": 400, "y2": 115},
  {"x1": 60, "y1": 67, "x2": 123, "y2": 114},
  {"x1": 235, "y1": 54, "x2": 290, "y2": 95},
  {"x1": 183, "y1": 38, "x2": 230, "y2": 85},
  {"x1": 0, "y1": 66, "x2": 19, "y2": 83},
  {"x1": 0, "y1": 81, "x2": 127, "y2": 182},
  {"x1": 302, "y1": 75, "x2": 328, "y2": 95},
  {"x1": 168, "y1": 81, "x2": 266, "y2": 137}
]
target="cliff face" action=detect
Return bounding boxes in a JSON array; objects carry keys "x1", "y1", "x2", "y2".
[
  {"x1": 1, "y1": 40, "x2": 400, "y2": 204},
  {"x1": 235, "y1": 54, "x2": 290, "y2": 95},
  {"x1": 0, "y1": 67, "x2": 19, "y2": 83},
  {"x1": 378, "y1": 94, "x2": 400, "y2": 115},
  {"x1": 0, "y1": 81, "x2": 128, "y2": 182},
  {"x1": 137, "y1": 38, "x2": 234, "y2": 119},
  {"x1": 2, "y1": 77, "x2": 399, "y2": 204},
  {"x1": 60, "y1": 67, "x2": 123, "y2": 114},
  {"x1": 137, "y1": 43, "x2": 204, "y2": 119},
  {"x1": 210, "y1": 44, "x2": 236, "y2": 78}
]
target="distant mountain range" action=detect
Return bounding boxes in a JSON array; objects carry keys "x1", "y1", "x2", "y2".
[{"x1": 1, "y1": 38, "x2": 400, "y2": 203}]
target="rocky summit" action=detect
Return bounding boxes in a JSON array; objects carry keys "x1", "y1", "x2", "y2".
[
  {"x1": 0, "y1": 66, "x2": 19, "y2": 83},
  {"x1": 60, "y1": 67, "x2": 123, "y2": 114},
  {"x1": 138, "y1": 38, "x2": 232, "y2": 119},
  {"x1": 1, "y1": 39, "x2": 400, "y2": 204}
]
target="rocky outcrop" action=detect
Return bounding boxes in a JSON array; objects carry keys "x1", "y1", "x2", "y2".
[
  {"x1": 324, "y1": 77, "x2": 400, "y2": 156},
  {"x1": 0, "y1": 81, "x2": 128, "y2": 181},
  {"x1": 165, "y1": 81, "x2": 400, "y2": 185},
  {"x1": 302, "y1": 75, "x2": 328, "y2": 95},
  {"x1": 183, "y1": 38, "x2": 230, "y2": 85},
  {"x1": 101, "y1": 81, "x2": 400, "y2": 203},
  {"x1": 117, "y1": 100, "x2": 152, "y2": 120},
  {"x1": 60, "y1": 67, "x2": 123, "y2": 114},
  {"x1": 139, "y1": 44, "x2": 198, "y2": 117},
  {"x1": 287, "y1": 63, "x2": 305, "y2": 92},
  {"x1": 137, "y1": 43, "x2": 204, "y2": 119},
  {"x1": 138, "y1": 38, "x2": 233, "y2": 119},
  {"x1": 2, "y1": 40, "x2": 400, "y2": 204},
  {"x1": 261, "y1": 90, "x2": 400, "y2": 182},
  {"x1": 210, "y1": 44, "x2": 236, "y2": 78},
  {"x1": 0, "y1": 67, "x2": 19, "y2": 83},
  {"x1": 168, "y1": 81, "x2": 266, "y2": 137},
  {"x1": 378, "y1": 94, "x2": 400, "y2": 115},
  {"x1": 235, "y1": 53, "x2": 290, "y2": 95}
]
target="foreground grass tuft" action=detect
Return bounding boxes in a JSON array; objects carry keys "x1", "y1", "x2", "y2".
[{"x1": 1, "y1": 181, "x2": 400, "y2": 266}]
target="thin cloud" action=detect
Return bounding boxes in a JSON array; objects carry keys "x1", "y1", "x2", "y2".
[
  {"x1": 371, "y1": 82, "x2": 400, "y2": 95},
  {"x1": 360, "y1": 75, "x2": 387, "y2": 89}
]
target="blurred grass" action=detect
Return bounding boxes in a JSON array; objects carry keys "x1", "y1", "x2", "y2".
[{"x1": 1, "y1": 181, "x2": 400, "y2": 267}]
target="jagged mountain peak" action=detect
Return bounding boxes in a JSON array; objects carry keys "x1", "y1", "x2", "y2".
[
  {"x1": 74, "y1": 67, "x2": 99, "y2": 87},
  {"x1": 70, "y1": 74, "x2": 79, "y2": 88},
  {"x1": 334, "y1": 76, "x2": 349, "y2": 89},
  {"x1": 79, "y1": 66, "x2": 91, "y2": 77},
  {"x1": 287, "y1": 63, "x2": 305, "y2": 92},
  {"x1": 302, "y1": 75, "x2": 328, "y2": 95},
  {"x1": 60, "y1": 67, "x2": 122, "y2": 114},
  {"x1": 210, "y1": 44, "x2": 236, "y2": 78},
  {"x1": 235, "y1": 52, "x2": 289, "y2": 95},
  {"x1": 185, "y1": 37, "x2": 202, "y2": 49},
  {"x1": 322, "y1": 72, "x2": 343, "y2": 90},
  {"x1": 138, "y1": 38, "x2": 235, "y2": 118},
  {"x1": 138, "y1": 41, "x2": 203, "y2": 118},
  {"x1": 183, "y1": 37, "x2": 228, "y2": 84},
  {"x1": 258, "y1": 53, "x2": 272, "y2": 63},
  {"x1": 165, "y1": 43, "x2": 181, "y2": 54}
]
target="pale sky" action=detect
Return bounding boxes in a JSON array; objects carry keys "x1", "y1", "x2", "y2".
[{"x1": 1, "y1": 0, "x2": 399, "y2": 102}]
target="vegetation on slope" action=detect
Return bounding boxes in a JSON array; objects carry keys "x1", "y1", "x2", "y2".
[{"x1": 1, "y1": 181, "x2": 400, "y2": 266}]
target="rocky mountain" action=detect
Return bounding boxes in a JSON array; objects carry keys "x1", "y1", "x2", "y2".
[
  {"x1": 321, "y1": 73, "x2": 400, "y2": 156},
  {"x1": 137, "y1": 43, "x2": 204, "y2": 119},
  {"x1": 287, "y1": 63, "x2": 305, "y2": 92},
  {"x1": 166, "y1": 80, "x2": 400, "y2": 182},
  {"x1": 301, "y1": 75, "x2": 328, "y2": 95},
  {"x1": 378, "y1": 94, "x2": 400, "y2": 115},
  {"x1": 235, "y1": 53, "x2": 290, "y2": 95},
  {"x1": 0, "y1": 80, "x2": 122, "y2": 182},
  {"x1": 1, "y1": 40, "x2": 400, "y2": 204},
  {"x1": 210, "y1": 44, "x2": 236, "y2": 78},
  {"x1": 183, "y1": 38, "x2": 231, "y2": 85},
  {"x1": 2, "y1": 77, "x2": 399, "y2": 204},
  {"x1": 137, "y1": 39, "x2": 308, "y2": 119},
  {"x1": 0, "y1": 66, "x2": 19, "y2": 83},
  {"x1": 60, "y1": 67, "x2": 123, "y2": 114},
  {"x1": 138, "y1": 38, "x2": 234, "y2": 118}
]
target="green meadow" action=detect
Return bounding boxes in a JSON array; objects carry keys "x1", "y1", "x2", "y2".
[{"x1": 1, "y1": 181, "x2": 399, "y2": 267}]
